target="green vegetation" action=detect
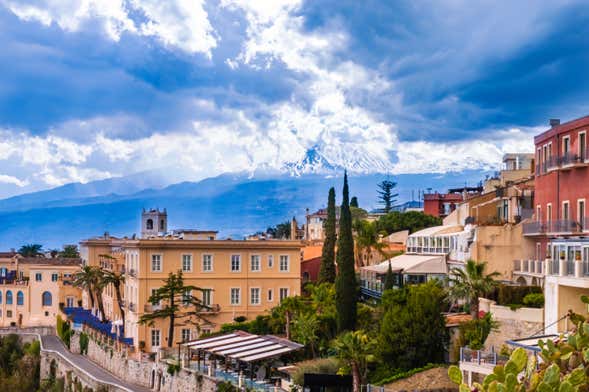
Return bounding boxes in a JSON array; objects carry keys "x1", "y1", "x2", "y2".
[
  {"x1": 291, "y1": 358, "x2": 340, "y2": 386},
  {"x1": 18, "y1": 244, "x2": 43, "y2": 257},
  {"x1": 335, "y1": 171, "x2": 357, "y2": 333},
  {"x1": 457, "y1": 313, "x2": 497, "y2": 350},
  {"x1": 375, "y1": 210, "x2": 442, "y2": 235},
  {"x1": 450, "y1": 296, "x2": 589, "y2": 390},
  {"x1": 100, "y1": 265, "x2": 126, "y2": 333},
  {"x1": 383, "y1": 261, "x2": 395, "y2": 291},
  {"x1": 522, "y1": 292, "x2": 545, "y2": 308},
  {"x1": 354, "y1": 220, "x2": 388, "y2": 267},
  {"x1": 332, "y1": 330, "x2": 376, "y2": 392},
  {"x1": 59, "y1": 245, "x2": 80, "y2": 258},
  {"x1": 0, "y1": 334, "x2": 57, "y2": 392},
  {"x1": 79, "y1": 332, "x2": 89, "y2": 355},
  {"x1": 496, "y1": 284, "x2": 543, "y2": 307},
  {"x1": 378, "y1": 282, "x2": 448, "y2": 372},
  {"x1": 350, "y1": 196, "x2": 359, "y2": 208},
  {"x1": 56, "y1": 315, "x2": 73, "y2": 349},
  {"x1": 319, "y1": 187, "x2": 337, "y2": 283},
  {"x1": 72, "y1": 266, "x2": 98, "y2": 311},
  {"x1": 265, "y1": 221, "x2": 291, "y2": 239},
  {"x1": 373, "y1": 363, "x2": 445, "y2": 386},
  {"x1": 376, "y1": 179, "x2": 398, "y2": 213},
  {"x1": 449, "y1": 260, "x2": 499, "y2": 319},
  {"x1": 139, "y1": 270, "x2": 210, "y2": 347}
]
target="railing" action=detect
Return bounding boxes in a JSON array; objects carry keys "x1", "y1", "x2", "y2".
[
  {"x1": 524, "y1": 220, "x2": 582, "y2": 235},
  {"x1": 513, "y1": 260, "x2": 544, "y2": 275},
  {"x1": 199, "y1": 304, "x2": 221, "y2": 314},
  {"x1": 128, "y1": 302, "x2": 136, "y2": 312},
  {"x1": 558, "y1": 152, "x2": 579, "y2": 167},
  {"x1": 550, "y1": 259, "x2": 560, "y2": 275},
  {"x1": 567, "y1": 259, "x2": 576, "y2": 276},
  {"x1": 459, "y1": 347, "x2": 508, "y2": 366},
  {"x1": 127, "y1": 269, "x2": 136, "y2": 278}
]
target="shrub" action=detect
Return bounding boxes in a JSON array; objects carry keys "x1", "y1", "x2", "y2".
[
  {"x1": 79, "y1": 333, "x2": 89, "y2": 355},
  {"x1": 496, "y1": 284, "x2": 542, "y2": 306},
  {"x1": 458, "y1": 313, "x2": 497, "y2": 350},
  {"x1": 374, "y1": 363, "x2": 445, "y2": 386},
  {"x1": 291, "y1": 358, "x2": 340, "y2": 386},
  {"x1": 522, "y1": 292, "x2": 544, "y2": 308}
]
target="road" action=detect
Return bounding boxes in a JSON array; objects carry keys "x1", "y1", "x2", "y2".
[{"x1": 41, "y1": 335, "x2": 152, "y2": 392}]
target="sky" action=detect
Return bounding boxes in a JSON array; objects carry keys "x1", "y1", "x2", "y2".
[{"x1": 1, "y1": 0, "x2": 589, "y2": 199}]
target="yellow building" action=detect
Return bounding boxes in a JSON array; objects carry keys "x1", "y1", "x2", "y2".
[
  {"x1": 0, "y1": 252, "x2": 82, "y2": 327},
  {"x1": 80, "y1": 209, "x2": 303, "y2": 353}
]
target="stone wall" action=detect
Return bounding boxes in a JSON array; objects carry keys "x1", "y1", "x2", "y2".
[
  {"x1": 482, "y1": 301, "x2": 544, "y2": 350},
  {"x1": 81, "y1": 331, "x2": 217, "y2": 392},
  {"x1": 40, "y1": 345, "x2": 130, "y2": 392},
  {"x1": 0, "y1": 326, "x2": 55, "y2": 337}
]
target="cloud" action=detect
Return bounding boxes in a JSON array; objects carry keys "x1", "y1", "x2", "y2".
[
  {"x1": 0, "y1": 174, "x2": 28, "y2": 187},
  {"x1": 2, "y1": 0, "x2": 217, "y2": 56}
]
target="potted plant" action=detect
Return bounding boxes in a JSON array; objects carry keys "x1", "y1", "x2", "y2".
[
  {"x1": 575, "y1": 251, "x2": 582, "y2": 261},
  {"x1": 560, "y1": 250, "x2": 566, "y2": 260}
]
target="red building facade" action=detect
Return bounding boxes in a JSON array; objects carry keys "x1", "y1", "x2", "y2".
[{"x1": 525, "y1": 116, "x2": 589, "y2": 259}]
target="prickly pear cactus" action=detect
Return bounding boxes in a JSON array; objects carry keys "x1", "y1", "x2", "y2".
[{"x1": 448, "y1": 300, "x2": 589, "y2": 391}]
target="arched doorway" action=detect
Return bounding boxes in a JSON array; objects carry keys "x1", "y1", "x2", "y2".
[{"x1": 516, "y1": 276, "x2": 527, "y2": 286}]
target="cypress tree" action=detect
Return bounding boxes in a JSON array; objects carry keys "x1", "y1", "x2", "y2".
[
  {"x1": 319, "y1": 187, "x2": 337, "y2": 283},
  {"x1": 335, "y1": 171, "x2": 357, "y2": 332},
  {"x1": 383, "y1": 261, "x2": 395, "y2": 291}
]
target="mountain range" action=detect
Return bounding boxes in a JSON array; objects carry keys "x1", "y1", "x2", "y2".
[{"x1": 0, "y1": 167, "x2": 489, "y2": 249}]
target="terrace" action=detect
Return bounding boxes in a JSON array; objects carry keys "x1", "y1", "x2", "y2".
[
  {"x1": 523, "y1": 219, "x2": 583, "y2": 236},
  {"x1": 179, "y1": 331, "x2": 303, "y2": 391},
  {"x1": 62, "y1": 307, "x2": 133, "y2": 347}
]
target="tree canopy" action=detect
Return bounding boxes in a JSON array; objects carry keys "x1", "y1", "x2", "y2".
[
  {"x1": 319, "y1": 187, "x2": 337, "y2": 283},
  {"x1": 375, "y1": 211, "x2": 442, "y2": 235},
  {"x1": 376, "y1": 180, "x2": 398, "y2": 213},
  {"x1": 18, "y1": 244, "x2": 43, "y2": 257},
  {"x1": 266, "y1": 221, "x2": 291, "y2": 239},
  {"x1": 59, "y1": 245, "x2": 80, "y2": 258}
]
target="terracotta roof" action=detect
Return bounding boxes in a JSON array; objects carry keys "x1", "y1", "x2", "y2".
[
  {"x1": 445, "y1": 313, "x2": 473, "y2": 327},
  {"x1": 0, "y1": 252, "x2": 18, "y2": 258},
  {"x1": 18, "y1": 257, "x2": 82, "y2": 266}
]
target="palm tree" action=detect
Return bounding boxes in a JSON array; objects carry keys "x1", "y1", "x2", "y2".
[
  {"x1": 18, "y1": 244, "x2": 43, "y2": 257},
  {"x1": 353, "y1": 220, "x2": 388, "y2": 267},
  {"x1": 332, "y1": 330, "x2": 376, "y2": 392},
  {"x1": 102, "y1": 270, "x2": 126, "y2": 333},
  {"x1": 92, "y1": 268, "x2": 108, "y2": 322},
  {"x1": 308, "y1": 283, "x2": 335, "y2": 315},
  {"x1": 271, "y1": 296, "x2": 303, "y2": 340},
  {"x1": 292, "y1": 313, "x2": 319, "y2": 358},
  {"x1": 73, "y1": 266, "x2": 96, "y2": 309},
  {"x1": 449, "y1": 260, "x2": 499, "y2": 319}
]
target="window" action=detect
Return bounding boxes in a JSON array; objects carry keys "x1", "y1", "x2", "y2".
[
  {"x1": 250, "y1": 288, "x2": 260, "y2": 305},
  {"x1": 51, "y1": 273, "x2": 58, "y2": 282},
  {"x1": 181, "y1": 329, "x2": 191, "y2": 342},
  {"x1": 279, "y1": 255, "x2": 289, "y2": 271},
  {"x1": 202, "y1": 289, "x2": 212, "y2": 307},
  {"x1": 182, "y1": 254, "x2": 192, "y2": 272},
  {"x1": 547, "y1": 204, "x2": 552, "y2": 222},
  {"x1": 42, "y1": 291, "x2": 52, "y2": 306},
  {"x1": 250, "y1": 255, "x2": 261, "y2": 272},
  {"x1": 16, "y1": 291, "x2": 24, "y2": 306},
  {"x1": 201, "y1": 328, "x2": 211, "y2": 336},
  {"x1": 268, "y1": 255, "x2": 273, "y2": 268},
  {"x1": 159, "y1": 219, "x2": 165, "y2": 231},
  {"x1": 563, "y1": 201, "x2": 570, "y2": 221},
  {"x1": 6, "y1": 290, "x2": 12, "y2": 305},
  {"x1": 151, "y1": 329, "x2": 160, "y2": 347},
  {"x1": 66, "y1": 297, "x2": 74, "y2": 307},
  {"x1": 230, "y1": 288, "x2": 240, "y2": 305},
  {"x1": 580, "y1": 132, "x2": 587, "y2": 161},
  {"x1": 151, "y1": 254, "x2": 162, "y2": 272},
  {"x1": 563, "y1": 136, "x2": 570, "y2": 154},
  {"x1": 7, "y1": 310, "x2": 12, "y2": 318},
  {"x1": 146, "y1": 219, "x2": 153, "y2": 230},
  {"x1": 536, "y1": 205, "x2": 542, "y2": 222},
  {"x1": 150, "y1": 288, "x2": 160, "y2": 305},
  {"x1": 231, "y1": 255, "x2": 241, "y2": 272},
  {"x1": 35, "y1": 273, "x2": 42, "y2": 282},
  {"x1": 182, "y1": 290, "x2": 192, "y2": 305},
  {"x1": 202, "y1": 254, "x2": 213, "y2": 272},
  {"x1": 579, "y1": 200, "x2": 586, "y2": 230},
  {"x1": 267, "y1": 289, "x2": 273, "y2": 302},
  {"x1": 279, "y1": 288, "x2": 289, "y2": 302}
]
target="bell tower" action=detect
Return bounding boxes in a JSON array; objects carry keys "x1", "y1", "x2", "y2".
[{"x1": 141, "y1": 208, "x2": 167, "y2": 238}]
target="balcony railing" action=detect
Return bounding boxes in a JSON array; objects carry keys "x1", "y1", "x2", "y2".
[
  {"x1": 537, "y1": 152, "x2": 589, "y2": 176},
  {"x1": 199, "y1": 304, "x2": 221, "y2": 314},
  {"x1": 127, "y1": 269, "x2": 136, "y2": 278},
  {"x1": 144, "y1": 303, "x2": 162, "y2": 312},
  {"x1": 523, "y1": 220, "x2": 582, "y2": 236},
  {"x1": 459, "y1": 347, "x2": 508, "y2": 366},
  {"x1": 513, "y1": 260, "x2": 544, "y2": 275},
  {"x1": 128, "y1": 302, "x2": 136, "y2": 312}
]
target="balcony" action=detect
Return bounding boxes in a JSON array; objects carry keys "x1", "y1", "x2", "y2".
[
  {"x1": 513, "y1": 259, "x2": 544, "y2": 276},
  {"x1": 199, "y1": 304, "x2": 221, "y2": 314},
  {"x1": 127, "y1": 269, "x2": 137, "y2": 278},
  {"x1": 523, "y1": 220, "x2": 581, "y2": 236},
  {"x1": 537, "y1": 152, "x2": 589, "y2": 176},
  {"x1": 128, "y1": 302, "x2": 136, "y2": 312}
]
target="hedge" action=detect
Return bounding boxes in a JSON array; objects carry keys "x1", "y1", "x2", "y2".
[{"x1": 496, "y1": 284, "x2": 542, "y2": 306}]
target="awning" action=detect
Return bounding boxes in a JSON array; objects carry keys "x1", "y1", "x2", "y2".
[
  {"x1": 182, "y1": 330, "x2": 303, "y2": 363},
  {"x1": 362, "y1": 254, "x2": 447, "y2": 275}
]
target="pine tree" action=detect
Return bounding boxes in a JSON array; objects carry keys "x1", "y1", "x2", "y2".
[
  {"x1": 383, "y1": 261, "x2": 395, "y2": 291},
  {"x1": 319, "y1": 187, "x2": 337, "y2": 283},
  {"x1": 377, "y1": 180, "x2": 399, "y2": 213},
  {"x1": 139, "y1": 271, "x2": 210, "y2": 347},
  {"x1": 335, "y1": 172, "x2": 357, "y2": 332}
]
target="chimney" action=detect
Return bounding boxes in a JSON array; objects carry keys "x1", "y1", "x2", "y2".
[{"x1": 549, "y1": 119, "x2": 560, "y2": 127}]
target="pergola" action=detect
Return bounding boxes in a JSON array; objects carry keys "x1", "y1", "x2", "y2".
[{"x1": 180, "y1": 330, "x2": 303, "y2": 385}]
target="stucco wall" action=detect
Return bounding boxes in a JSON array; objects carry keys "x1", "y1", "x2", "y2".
[{"x1": 483, "y1": 302, "x2": 544, "y2": 350}]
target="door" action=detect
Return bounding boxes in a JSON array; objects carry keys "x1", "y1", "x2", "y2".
[{"x1": 580, "y1": 132, "x2": 586, "y2": 161}]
